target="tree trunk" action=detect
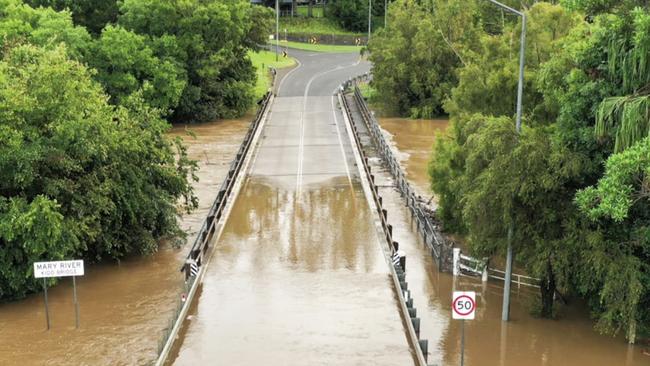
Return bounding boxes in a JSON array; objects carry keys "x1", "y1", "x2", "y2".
[
  {"x1": 628, "y1": 319, "x2": 637, "y2": 344},
  {"x1": 539, "y1": 258, "x2": 556, "y2": 318},
  {"x1": 308, "y1": 0, "x2": 314, "y2": 17},
  {"x1": 292, "y1": 0, "x2": 296, "y2": 17}
]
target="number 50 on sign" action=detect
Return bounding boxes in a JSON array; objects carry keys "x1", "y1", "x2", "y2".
[{"x1": 452, "y1": 291, "x2": 476, "y2": 320}]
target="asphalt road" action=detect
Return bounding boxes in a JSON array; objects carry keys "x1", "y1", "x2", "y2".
[{"x1": 169, "y1": 50, "x2": 414, "y2": 365}]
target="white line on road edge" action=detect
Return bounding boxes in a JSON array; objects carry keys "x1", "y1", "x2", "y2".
[
  {"x1": 330, "y1": 95, "x2": 354, "y2": 190},
  {"x1": 154, "y1": 94, "x2": 275, "y2": 366},
  {"x1": 276, "y1": 57, "x2": 303, "y2": 96}
]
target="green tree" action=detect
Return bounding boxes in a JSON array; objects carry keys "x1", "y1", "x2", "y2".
[
  {"x1": 0, "y1": 0, "x2": 91, "y2": 59},
  {"x1": 576, "y1": 137, "x2": 650, "y2": 343},
  {"x1": 326, "y1": 0, "x2": 369, "y2": 33},
  {"x1": 86, "y1": 25, "x2": 186, "y2": 113},
  {"x1": 368, "y1": 0, "x2": 480, "y2": 118},
  {"x1": 119, "y1": 0, "x2": 271, "y2": 122},
  {"x1": 430, "y1": 3, "x2": 583, "y2": 318},
  {"x1": 25, "y1": 0, "x2": 118, "y2": 34},
  {"x1": 0, "y1": 44, "x2": 197, "y2": 300}
]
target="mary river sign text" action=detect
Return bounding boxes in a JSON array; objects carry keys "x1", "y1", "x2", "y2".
[{"x1": 34, "y1": 260, "x2": 84, "y2": 278}]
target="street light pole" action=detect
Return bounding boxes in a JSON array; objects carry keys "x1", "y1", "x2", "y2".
[
  {"x1": 385, "y1": 0, "x2": 387, "y2": 28},
  {"x1": 484, "y1": 0, "x2": 526, "y2": 322},
  {"x1": 368, "y1": 0, "x2": 372, "y2": 43},
  {"x1": 275, "y1": 0, "x2": 279, "y2": 62}
]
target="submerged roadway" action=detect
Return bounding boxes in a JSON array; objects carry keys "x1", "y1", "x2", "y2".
[{"x1": 167, "y1": 49, "x2": 417, "y2": 365}]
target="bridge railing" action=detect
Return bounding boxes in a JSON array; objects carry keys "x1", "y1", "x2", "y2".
[
  {"x1": 344, "y1": 76, "x2": 452, "y2": 272},
  {"x1": 339, "y1": 84, "x2": 430, "y2": 366},
  {"x1": 153, "y1": 74, "x2": 275, "y2": 365}
]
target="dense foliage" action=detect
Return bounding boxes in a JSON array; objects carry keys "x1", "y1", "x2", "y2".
[
  {"x1": 325, "y1": 0, "x2": 386, "y2": 33},
  {"x1": 371, "y1": 0, "x2": 650, "y2": 342},
  {"x1": 0, "y1": 0, "x2": 272, "y2": 300}
]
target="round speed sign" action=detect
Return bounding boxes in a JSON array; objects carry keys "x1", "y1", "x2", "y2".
[{"x1": 452, "y1": 291, "x2": 476, "y2": 320}]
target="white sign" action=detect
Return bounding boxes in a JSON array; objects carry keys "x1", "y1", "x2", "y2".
[
  {"x1": 34, "y1": 260, "x2": 84, "y2": 278},
  {"x1": 452, "y1": 291, "x2": 476, "y2": 320},
  {"x1": 269, "y1": 34, "x2": 275, "y2": 40}
]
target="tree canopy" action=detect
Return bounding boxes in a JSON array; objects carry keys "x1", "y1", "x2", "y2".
[{"x1": 0, "y1": 0, "x2": 273, "y2": 300}]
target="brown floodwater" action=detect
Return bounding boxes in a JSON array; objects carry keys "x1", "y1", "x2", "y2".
[
  {"x1": 378, "y1": 117, "x2": 449, "y2": 199},
  {"x1": 0, "y1": 116, "x2": 251, "y2": 365},
  {"x1": 369, "y1": 116, "x2": 649, "y2": 366}
]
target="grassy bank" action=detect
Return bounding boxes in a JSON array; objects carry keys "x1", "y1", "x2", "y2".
[
  {"x1": 296, "y1": 5, "x2": 324, "y2": 18},
  {"x1": 248, "y1": 50, "x2": 296, "y2": 99},
  {"x1": 280, "y1": 17, "x2": 362, "y2": 36},
  {"x1": 270, "y1": 40, "x2": 362, "y2": 53}
]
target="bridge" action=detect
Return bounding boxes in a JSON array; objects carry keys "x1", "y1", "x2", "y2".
[{"x1": 155, "y1": 49, "x2": 440, "y2": 366}]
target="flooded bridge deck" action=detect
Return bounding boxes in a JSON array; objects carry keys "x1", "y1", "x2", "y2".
[{"x1": 167, "y1": 50, "x2": 418, "y2": 365}]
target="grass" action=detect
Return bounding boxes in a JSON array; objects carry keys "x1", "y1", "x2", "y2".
[
  {"x1": 269, "y1": 40, "x2": 362, "y2": 53},
  {"x1": 357, "y1": 82, "x2": 377, "y2": 100},
  {"x1": 248, "y1": 50, "x2": 296, "y2": 99},
  {"x1": 279, "y1": 17, "x2": 363, "y2": 36},
  {"x1": 295, "y1": 5, "x2": 324, "y2": 18}
]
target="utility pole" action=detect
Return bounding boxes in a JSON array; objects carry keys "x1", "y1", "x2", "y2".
[
  {"x1": 275, "y1": 0, "x2": 279, "y2": 62},
  {"x1": 483, "y1": 0, "x2": 526, "y2": 322},
  {"x1": 384, "y1": 0, "x2": 387, "y2": 28},
  {"x1": 368, "y1": 0, "x2": 372, "y2": 43}
]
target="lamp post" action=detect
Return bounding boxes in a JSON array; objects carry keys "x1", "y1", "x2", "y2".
[
  {"x1": 275, "y1": 0, "x2": 279, "y2": 61},
  {"x1": 484, "y1": 0, "x2": 526, "y2": 322},
  {"x1": 368, "y1": 0, "x2": 372, "y2": 43}
]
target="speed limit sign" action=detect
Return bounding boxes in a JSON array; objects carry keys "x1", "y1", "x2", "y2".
[{"x1": 452, "y1": 291, "x2": 476, "y2": 320}]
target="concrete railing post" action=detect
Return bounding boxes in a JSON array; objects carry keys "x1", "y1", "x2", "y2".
[
  {"x1": 482, "y1": 258, "x2": 489, "y2": 282},
  {"x1": 453, "y1": 248, "x2": 461, "y2": 276}
]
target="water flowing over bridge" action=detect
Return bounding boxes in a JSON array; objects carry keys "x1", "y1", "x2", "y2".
[{"x1": 160, "y1": 49, "x2": 427, "y2": 365}]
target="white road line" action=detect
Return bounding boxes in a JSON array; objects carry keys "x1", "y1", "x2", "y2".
[
  {"x1": 276, "y1": 57, "x2": 303, "y2": 96},
  {"x1": 330, "y1": 95, "x2": 354, "y2": 190}
]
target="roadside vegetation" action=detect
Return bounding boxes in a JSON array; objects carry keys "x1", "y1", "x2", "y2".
[
  {"x1": 249, "y1": 50, "x2": 296, "y2": 98},
  {"x1": 0, "y1": 0, "x2": 273, "y2": 300},
  {"x1": 369, "y1": 0, "x2": 650, "y2": 343}
]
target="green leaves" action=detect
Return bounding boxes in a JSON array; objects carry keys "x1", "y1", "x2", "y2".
[{"x1": 0, "y1": 44, "x2": 197, "y2": 299}]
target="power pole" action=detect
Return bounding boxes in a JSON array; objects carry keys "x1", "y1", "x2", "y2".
[
  {"x1": 483, "y1": 0, "x2": 526, "y2": 322},
  {"x1": 275, "y1": 0, "x2": 279, "y2": 62},
  {"x1": 368, "y1": 0, "x2": 372, "y2": 43},
  {"x1": 384, "y1": 0, "x2": 387, "y2": 28}
]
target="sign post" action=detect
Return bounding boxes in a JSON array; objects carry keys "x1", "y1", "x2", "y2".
[
  {"x1": 43, "y1": 278, "x2": 50, "y2": 330},
  {"x1": 34, "y1": 260, "x2": 84, "y2": 330},
  {"x1": 452, "y1": 291, "x2": 476, "y2": 366}
]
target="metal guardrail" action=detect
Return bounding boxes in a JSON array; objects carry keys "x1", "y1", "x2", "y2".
[
  {"x1": 347, "y1": 78, "x2": 452, "y2": 272},
  {"x1": 153, "y1": 79, "x2": 275, "y2": 365},
  {"x1": 339, "y1": 88, "x2": 429, "y2": 366}
]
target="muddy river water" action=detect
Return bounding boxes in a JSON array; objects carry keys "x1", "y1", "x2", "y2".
[{"x1": 0, "y1": 117, "x2": 251, "y2": 365}]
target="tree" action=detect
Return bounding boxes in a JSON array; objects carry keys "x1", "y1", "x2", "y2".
[
  {"x1": 326, "y1": 0, "x2": 369, "y2": 33},
  {"x1": 119, "y1": 0, "x2": 273, "y2": 122},
  {"x1": 25, "y1": 0, "x2": 118, "y2": 34},
  {"x1": 0, "y1": 0, "x2": 91, "y2": 59},
  {"x1": 0, "y1": 44, "x2": 197, "y2": 300},
  {"x1": 429, "y1": 3, "x2": 584, "y2": 318},
  {"x1": 594, "y1": 9, "x2": 650, "y2": 152},
  {"x1": 368, "y1": 0, "x2": 479, "y2": 118},
  {"x1": 85, "y1": 25, "x2": 186, "y2": 113},
  {"x1": 575, "y1": 137, "x2": 650, "y2": 343}
]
